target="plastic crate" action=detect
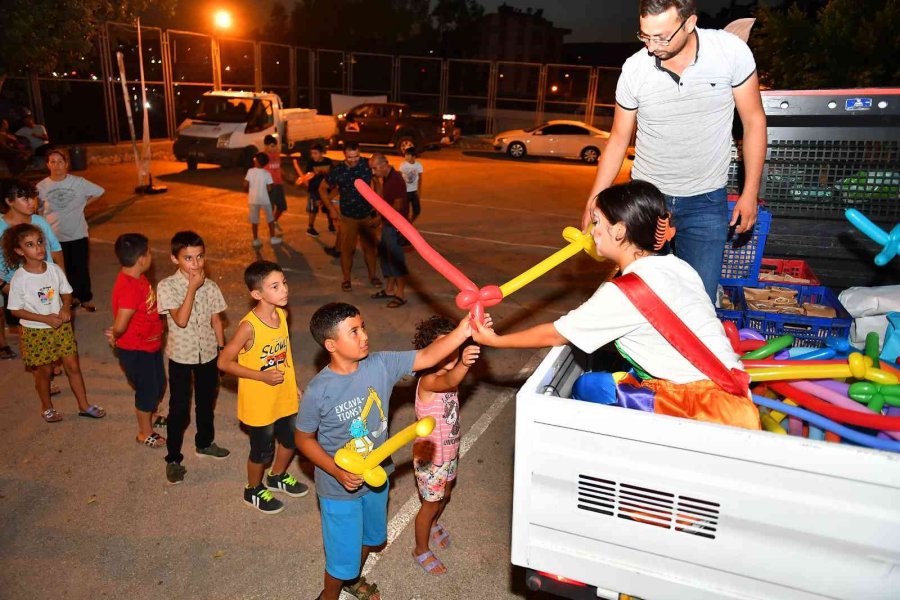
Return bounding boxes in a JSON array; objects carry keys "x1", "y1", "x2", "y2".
[
  {"x1": 742, "y1": 283, "x2": 852, "y2": 348},
  {"x1": 719, "y1": 201, "x2": 773, "y2": 286},
  {"x1": 758, "y1": 258, "x2": 821, "y2": 285},
  {"x1": 716, "y1": 286, "x2": 744, "y2": 328}
]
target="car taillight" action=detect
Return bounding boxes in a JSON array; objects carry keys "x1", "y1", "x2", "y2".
[{"x1": 536, "y1": 571, "x2": 587, "y2": 587}]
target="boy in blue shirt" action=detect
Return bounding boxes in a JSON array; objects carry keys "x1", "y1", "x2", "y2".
[{"x1": 296, "y1": 302, "x2": 471, "y2": 600}]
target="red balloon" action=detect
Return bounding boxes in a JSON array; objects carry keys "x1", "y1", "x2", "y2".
[
  {"x1": 738, "y1": 339, "x2": 766, "y2": 353},
  {"x1": 723, "y1": 321, "x2": 740, "y2": 352},
  {"x1": 354, "y1": 179, "x2": 495, "y2": 321}
]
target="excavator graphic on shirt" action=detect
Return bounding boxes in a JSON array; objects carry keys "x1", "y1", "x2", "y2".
[{"x1": 343, "y1": 387, "x2": 388, "y2": 458}]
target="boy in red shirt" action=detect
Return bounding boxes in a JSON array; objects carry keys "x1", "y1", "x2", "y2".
[
  {"x1": 105, "y1": 233, "x2": 166, "y2": 448},
  {"x1": 264, "y1": 135, "x2": 287, "y2": 233}
]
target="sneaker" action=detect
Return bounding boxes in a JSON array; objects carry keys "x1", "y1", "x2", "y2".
[
  {"x1": 251, "y1": 238, "x2": 262, "y2": 249},
  {"x1": 195, "y1": 442, "x2": 230, "y2": 460},
  {"x1": 306, "y1": 227, "x2": 319, "y2": 237},
  {"x1": 244, "y1": 483, "x2": 285, "y2": 514},
  {"x1": 266, "y1": 471, "x2": 309, "y2": 497},
  {"x1": 271, "y1": 236, "x2": 283, "y2": 245},
  {"x1": 166, "y1": 462, "x2": 186, "y2": 485}
]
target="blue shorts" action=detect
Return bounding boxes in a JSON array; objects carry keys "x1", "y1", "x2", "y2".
[{"x1": 319, "y1": 484, "x2": 389, "y2": 580}]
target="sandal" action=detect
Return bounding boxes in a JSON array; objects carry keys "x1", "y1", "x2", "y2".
[
  {"x1": 78, "y1": 405, "x2": 106, "y2": 419},
  {"x1": 79, "y1": 303, "x2": 97, "y2": 313},
  {"x1": 341, "y1": 281, "x2": 352, "y2": 292},
  {"x1": 49, "y1": 382, "x2": 62, "y2": 396},
  {"x1": 0, "y1": 345, "x2": 17, "y2": 360},
  {"x1": 42, "y1": 408, "x2": 63, "y2": 423},
  {"x1": 369, "y1": 277, "x2": 383, "y2": 288},
  {"x1": 370, "y1": 290, "x2": 394, "y2": 300},
  {"x1": 153, "y1": 415, "x2": 168, "y2": 429},
  {"x1": 431, "y1": 523, "x2": 451, "y2": 548},
  {"x1": 137, "y1": 432, "x2": 165, "y2": 448},
  {"x1": 413, "y1": 550, "x2": 447, "y2": 574},
  {"x1": 343, "y1": 576, "x2": 380, "y2": 600},
  {"x1": 386, "y1": 297, "x2": 407, "y2": 309}
]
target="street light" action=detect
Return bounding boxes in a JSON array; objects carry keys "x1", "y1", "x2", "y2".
[{"x1": 213, "y1": 9, "x2": 232, "y2": 30}]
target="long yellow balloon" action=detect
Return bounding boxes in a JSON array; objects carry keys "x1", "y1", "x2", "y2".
[
  {"x1": 334, "y1": 417, "x2": 435, "y2": 488},
  {"x1": 747, "y1": 353, "x2": 899, "y2": 385},
  {"x1": 499, "y1": 227, "x2": 602, "y2": 297}
]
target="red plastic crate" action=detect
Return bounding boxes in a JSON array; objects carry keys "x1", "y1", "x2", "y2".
[{"x1": 758, "y1": 258, "x2": 821, "y2": 286}]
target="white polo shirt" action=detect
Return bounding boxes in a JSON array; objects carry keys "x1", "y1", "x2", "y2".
[{"x1": 616, "y1": 27, "x2": 757, "y2": 197}]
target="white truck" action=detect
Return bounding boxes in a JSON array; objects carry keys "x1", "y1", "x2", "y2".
[
  {"x1": 513, "y1": 345, "x2": 900, "y2": 599},
  {"x1": 173, "y1": 91, "x2": 336, "y2": 169}
]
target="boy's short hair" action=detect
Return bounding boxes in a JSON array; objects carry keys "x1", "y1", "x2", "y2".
[
  {"x1": 170, "y1": 230, "x2": 204, "y2": 257},
  {"x1": 114, "y1": 233, "x2": 149, "y2": 267},
  {"x1": 404, "y1": 147, "x2": 418, "y2": 157},
  {"x1": 263, "y1": 134, "x2": 277, "y2": 146},
  {"x1": 310, "y1": 302, "x2": 360, "y2": 347},
  {"x1": 310, "y1": 143, "x2": 325, "y2": 154},
  {"x1": 244, "y1": 259, "x2": 283, "y2": 291},
  {"x1": 413, "y1": 315, "x2": 455, "y2": 350},
  {"x1": 343, "y1": 141, "x2": 360, "y2": 153},
  {"x1": 254, "y1": 151, "x2": 269, "y2": 167}
]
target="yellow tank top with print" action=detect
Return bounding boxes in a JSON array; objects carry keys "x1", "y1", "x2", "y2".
[{"x1": 237, "y1": 307, "x2": 299, "y2": 427}]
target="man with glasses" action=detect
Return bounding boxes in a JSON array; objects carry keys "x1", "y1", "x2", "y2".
[{"x1": 583, "y1": 0, "x2": 766, "y2": 303}]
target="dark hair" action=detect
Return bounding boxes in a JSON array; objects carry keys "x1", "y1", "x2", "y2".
[
  {"x1": 404, "y1": 147, "x2": 418, "y2": 157},
  {"x1": 263, "y1": 134, "x2": 277, "y2": 146},
  {"x1": 114, "y1": 233, "x2": 149, "y2": 267},
  {"x1": 254, "y1": 152, "x2": 269, "y2": 167},
  {"x1": 244, "y1": 259, "x2": 283, "y2": 291},
  {"x1": 170, "y1": 230, "x2": 204, "y2": 257},
  {"x1": 343, "y1": 141, "x2": 360, "y2": 153},
  {"x1": 639, "y1": 0, "x2": 696, "y2": 19},
  {"x1": 2, "y1": 223, "x2": 42, "y2": 268},
  {"x1": 413, "y1": 315, "x2": 456, "y2": 350},
  {"x1": 46, "y1": 148, "x2": 68, "y2": 164},
  {"x1": 310, "y1": 143, "x2": 325, "y2": 153},
  {"x1": 310, "y1": 302, "x2": 360, "y2": 347},
  {"x1": 1, "y1": 178, "x2": 36, "y2": 212},
  {"x1": 593, "y1": 180, "x2": 668, "y2": 253}
]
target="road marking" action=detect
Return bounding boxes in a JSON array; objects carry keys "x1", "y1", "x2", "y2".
[
  {"x1": 354, "y1": 357, "x2": 542, "y2": 585},
  {"x1": 425, "y1": 198, "x2": 574, "y2": 220}
]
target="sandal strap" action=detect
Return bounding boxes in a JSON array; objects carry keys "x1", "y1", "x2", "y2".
[{"x1": 413, "y1": 550, "x2": 444, "y2": 572}]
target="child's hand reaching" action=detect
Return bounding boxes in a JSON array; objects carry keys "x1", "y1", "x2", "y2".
[
  {"x1": 471, "y1": 313, "x2": 499, "y2": 346},
  {"x1": 460, "y1": 344, "x2": 481, "y2": 367},
  {"x1": 334, "y1": 467, "x2": 365, "y2": 492}
]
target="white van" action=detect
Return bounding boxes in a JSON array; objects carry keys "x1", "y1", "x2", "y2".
[
  {"x1": 173, "y1": 91, "x2": 336, "y2": 169},
  {"x1": 513, "y1": 345, "x2": 900, "y2": 599}
]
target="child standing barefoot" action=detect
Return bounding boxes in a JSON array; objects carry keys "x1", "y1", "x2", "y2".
[
  {"x1": 2, "y1": 223, "x2": 105, "y2": 422},
  {"x1": 411, "y1": 316, "x2": 481, "y2": 574}
]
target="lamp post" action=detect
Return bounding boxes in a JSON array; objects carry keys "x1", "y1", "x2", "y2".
[{"x1": 210, "y1": 9, "x2": 232, "y2": 90}]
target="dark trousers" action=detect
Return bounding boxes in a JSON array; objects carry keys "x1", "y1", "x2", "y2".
[
  {"x1": 165, "y1": 358, "x2": 219, "y2": 464},
  {"x1": 61, "y1": 237, "x2": 93, "y2": 303}
]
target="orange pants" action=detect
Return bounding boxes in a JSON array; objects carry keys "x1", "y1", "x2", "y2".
[
  {"x1": 339, "y1": 215, "x2": 380, "y2": 282},
  {"x1": 641, "y1": 378, "x2": 761, "y2": 430}
]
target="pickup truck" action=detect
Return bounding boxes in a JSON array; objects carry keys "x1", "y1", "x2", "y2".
[
  {"x1": 513, "y1": 345, "x2": 900, "y2": 600},
  {"x1": 173, "y1": 91, "x2": 336, "y2": 169},
  {"x1": 334, "y1": 102, "x2": 458, "y2": 154}
]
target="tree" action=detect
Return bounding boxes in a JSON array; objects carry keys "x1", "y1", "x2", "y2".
[
  {"x1": 261, "y1": 2, "x2": 291, "y2": 44},
  {"x1": 0, "y1": 0, "x2": 177, "y2": 89},
  {"x1": 431, "y1": 0, "x2": 485, "y2": 57},
  {"x1": 752, "y1": 0, "x2": 900, "y2": 88}
]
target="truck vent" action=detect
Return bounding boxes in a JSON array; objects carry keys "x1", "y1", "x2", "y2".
[{"x1": 576, "y1": 475, "x2": 719, "y2": 540}]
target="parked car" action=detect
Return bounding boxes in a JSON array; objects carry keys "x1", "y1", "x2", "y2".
[
  {"x1": 493, "y1": 120, "x2": 610, "y2": 164},
  {"x1": 334, "y1": 103, "x2": 458, "y2": 155},
  {"x1": 173, "y1": 91, "x2": 336, "y2": 169}
]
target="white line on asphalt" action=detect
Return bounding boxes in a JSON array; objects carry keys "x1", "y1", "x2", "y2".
[
  {"x1": 418, "y1": 229, "x2": 560, "y2": 250},
  {"x1": 354, "y1": 363, "x2": 533, "y2": 583},
  {"x1": 425, "y1": 198, "x2": 573, "y2": 220}
]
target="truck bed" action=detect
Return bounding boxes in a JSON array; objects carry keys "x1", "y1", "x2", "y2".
[{"x1": 513, "y1": 346, "x2": 900, "y2": 599}]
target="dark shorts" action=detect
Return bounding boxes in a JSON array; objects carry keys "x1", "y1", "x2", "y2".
[
  {"x1": 379, "y1": 225, "x2": 408, "y2": 277},
  {"x1": 244, "y1": 413, "x2": 297, "y2": 464},
  {"x1": 306, "y1": 194, "x2": 328, "y2": 214},
  {"x1": 269, "y1": 184, "x2": 287, "y2": 212},
  {"x1": 118, "y1": 348, "x2": 166, "y2": 412}
]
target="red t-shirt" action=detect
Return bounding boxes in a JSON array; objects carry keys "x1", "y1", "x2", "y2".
[
  {"x1": 265, "y1": 151, "x2": 283, "y2": 185},
  {"x1": 112, "y1": 272, "x2": 163, "y2": 352}
]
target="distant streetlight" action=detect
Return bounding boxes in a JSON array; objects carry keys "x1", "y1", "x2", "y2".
[
  {"x1": 550, "y1": 84, "x2": 559, "y2": 93},
  {"x1": 213, "y1": 9, "x2": 233, "y2": 31}
]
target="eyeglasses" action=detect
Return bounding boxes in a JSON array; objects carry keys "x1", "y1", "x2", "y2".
[{"x1": 636, "y1": 19, "x2": 686, "y2": 47}]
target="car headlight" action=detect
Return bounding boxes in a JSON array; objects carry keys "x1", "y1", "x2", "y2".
[
  {"x1": 496, "y1": 137, "x2": 507, "y2": 144},
  {"x1": 216, "y1": 133, "x2": 230, "y2": 149}
]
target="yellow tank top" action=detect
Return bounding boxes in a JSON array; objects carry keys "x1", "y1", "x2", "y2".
[{"x1": 237, "y1": 307, "x2": 299, "y2": 427}]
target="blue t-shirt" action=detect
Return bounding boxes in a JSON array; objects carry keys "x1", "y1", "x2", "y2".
[
  {"x1": 297, "y1": 350, "x2": 416, "y2": 500},
  {"x1": 0, "y1": 215, "x2": 63, "y2": 283}
]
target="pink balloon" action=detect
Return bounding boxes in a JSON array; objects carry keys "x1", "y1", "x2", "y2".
[{"x1": 354, "y1": 179, "x2": 499, "y2": 321}]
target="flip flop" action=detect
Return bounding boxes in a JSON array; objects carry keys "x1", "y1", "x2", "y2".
[
  {"x1": 78, "y1": 405, "x2": 106, "y2": 419},
  {"x1": 370, "y1": 290, "x2": 394, "y2": 300},
  {"x1": 386, "y1": 297, "x2": 407, "y2": 308},
  {"x1": 341, "y1": 281, "x2": 352, "y2": 292}
]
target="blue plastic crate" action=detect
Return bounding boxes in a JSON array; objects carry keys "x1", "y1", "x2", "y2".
[
  {"x1": 741, "y1": 284, "x2": 852, "y2": 348},
  {"x1": 716, "y1": 286, "x2": 744, "y2": 328},
  {"x1": 719, "y1": 202, "x2": 772, "y2": 287}
]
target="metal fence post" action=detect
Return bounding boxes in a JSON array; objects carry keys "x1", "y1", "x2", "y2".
[
  {"x1": 440, "y1": 59, "x2": 449, "y2": 115},
  {"x1": 254, "y1": 41, "x2": 262, "y2": 92},
  {"x1": 536, "y1": 64, "x2": 547, "y2": 126},
  {"x1": 99, "y1": 24, "x2": 118, "y2": 144},
  {"x1": 161, "y1": 30, "x2": 176, "y2": 137},
  {"x1": 211, "y1": 37, "x2": 222, "y2": 90},
  {"x1": 586, "y1": 68, "x2": 599, "y2": 127},
  {"x1": 487, "y1": 61, "x2": 498, "y2": 135}
]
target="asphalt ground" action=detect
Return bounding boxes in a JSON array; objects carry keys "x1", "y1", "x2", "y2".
[{"x1": 0, "y1": 146, "x2": 626, "y2": 600}]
